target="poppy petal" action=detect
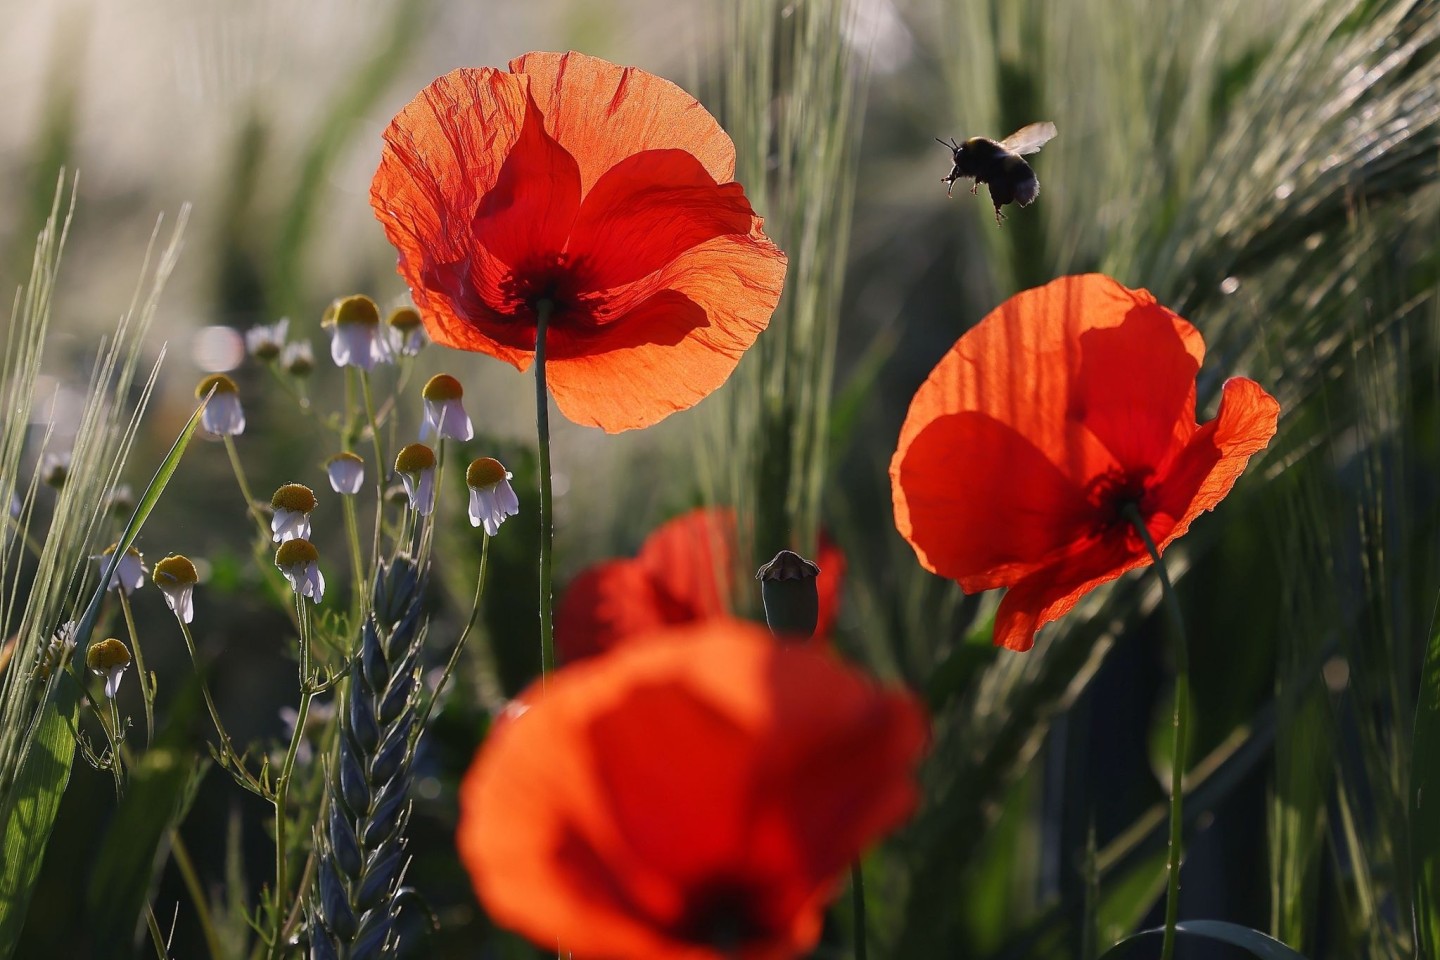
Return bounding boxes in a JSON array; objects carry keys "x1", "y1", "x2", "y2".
[
  {"x1": 546, "y1": 232, "x2": 786, "y2": 432},
  {"x1": 891, "y1": 411, "x2": 1095, "y2": 589},
  {"x1": 569, "y1": 149, "x2": 758, "y2": 290},
  {"x1": 1070, "y1": 305, "x2": 1202, "y2": 473},
  {"x1": 508, "y1": 51, "x2": 737, "y2": 194},
  {"x1": 991, "y1": 534, "x2": 1137, "y2": 652},
  {"x1": 458, "y1": 622, "x2": 927, "y2": 959},
  {"x1": 1150, "y1": 375, "x2": 1281, "y2": 549},
  {"x1": 466, "y1": 95, "x2": 582, "y2": 270},
  {"x1": 372, "y1": 67, "x2": 536, "y2": 367}
]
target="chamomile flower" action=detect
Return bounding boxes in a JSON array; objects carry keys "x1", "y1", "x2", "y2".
[
  {"x1": 466, "y1": 457, "x2": 519, "y2": 536},
  {"x1": 325, "y1": 295, "x2": 389, "y2": 371},
  {"x1": 106, "y1": 484, "x2": 135, "y2": 518},
  {"x1": 282, "y1": 340, "x2": 315, "y2": 378},
  {"x1": 86, "y1": 638, "x2": 132, "y2": 699},
  {"x1": 385, "y1": 306, "x2": 427, "y2": 356},
  {"x1": 325, "y1": 453, "x2": 365, "y2": 495},
  {"x1": 270, "y1": 483, "x2": 318, "y2": 543},
  {"x1": 97, "y1": 544, "x2": 146, "y2": 594},
  {"x1": 196, "y1": 374, "x2": 245, "y2": 437},
  {"x1": 245, "y1": 317, "x2": 289, "y2": 362},
  {"x1": 153, "y1": 554, "x2": 199, "y2": 623},
  {"x1": 34, "y1": 621, "x2": 77, "y2": 680},
  {"x1": 421, "y1": 374, "x2": 473, "y2": 442},
  {"x1": 394, "y1": 443, "x2": 437, "y2": 516},
  {"x1": 275, "y1": 538, "x2": 325, "y2": 603}
]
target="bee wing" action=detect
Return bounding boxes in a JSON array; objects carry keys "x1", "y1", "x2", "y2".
[{"x1": 999, "y1": 121, "x2": 1057, "y2": 156}]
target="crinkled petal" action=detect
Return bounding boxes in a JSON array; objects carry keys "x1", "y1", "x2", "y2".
[
  {"x1": 568, "y1": 149, "x2": 758, "y2": 290},
  {"x1": 546, "y1": 230, "x2": 786, "y2": 432},
  {"x1": 507, "y1": 51, "x2": 737, "y2": 195},
  {"x1": 891, "y1": 412, "x2": 1095, "y2": 589}
]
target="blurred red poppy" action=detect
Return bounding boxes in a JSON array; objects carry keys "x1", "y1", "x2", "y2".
[
  {"x1": 555, "y1": 507, "x2": 845, "y2": 662},
  {"x1": 890, "y1": 274, "x2": 1279, "y2": 652},
  {"x1": 371, "y1": 51, "x2": 787, "y2": 433},
  {"x1": 457, "y1": 620, "x2": 927, "y2": 960}
]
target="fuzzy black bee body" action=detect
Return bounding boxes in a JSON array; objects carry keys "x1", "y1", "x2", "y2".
[{"x1": 938, "y1": 122, "x2": 1056, "y2": 224}]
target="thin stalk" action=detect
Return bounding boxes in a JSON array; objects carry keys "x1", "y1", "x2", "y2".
[
  {"x1": 1122, "y1": 504, "x2": 1190, "y2": 960},
  {"x1": 851, "y1": 861, "x2": 868, "y2": 960},
  {"x1": 105, "y1": 692, "x2": 125, "y2": 796},
  {"x1": 342, "y1": 493, "x2": 366, "y2": 630},
  {"x1": 359, "y1": 368, "x2": 387, "y2": 566},
  {"x1": 535, "y1": 299, "x2": 556, "y2": 683},
  {"x1": 417, "y1": 533, "x2": 490, "y2": 733},
  {"x1": 176, "y1": 617, "x2": 264, "y2": 795},
  {"x1": 170, "y1": 828, "x2": 224, "y2": 960},
  {"x1": 117, "y1": 589, "x2": 154, "y2": 746},
  {"x1": 271, "y1": 592, "x2": 314, "y2": 955},
  {"x1": 418, "y1": 440, "x2": 444, "y2": 563},
  {"x1": 222, "y1": 435, "x2": 270, "y2": 540}
]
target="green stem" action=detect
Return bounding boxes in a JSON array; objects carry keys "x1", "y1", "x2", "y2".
[
  {"x1": 170, "y1": 828, "x2": 225, "y2": 960},
  {"x1": 851, "y1": 861, "x2": 868, "y2": 960},
  {"x1": 271, "y1": 593, "x2": 314, "y2": 954},
  {"x1": 117, "y1": 589, "x2": 154, "y2": 746},
  {"x1": 176, "y1": 618, "x2": 264, "y2": 794},
  {"x1": 535, "y1": 299, "x2": 556, "y2": 683},
  {"x1": 343, "y1": 493, "x2": 366, "y2": 629},
  {"x1": 222, "y1": 435, "x2": 270, "y2": 541},
  {"x1": 417, "y1": 534, "x2": 491, "y2": 734},
  {"x1": 360, "y1": 368, "x2": 387, "y2": 567},
  {"x1": 1122, "y1": 504, "x2": 1189, "y2": 960}
]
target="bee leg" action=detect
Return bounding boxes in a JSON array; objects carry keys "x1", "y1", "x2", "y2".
[
  {"x1": 969, "y1": 182, "x2": 980, "y2": 196},
  {"x1": 993, "y1": 206, "x2": 1006, "y2": 225}
]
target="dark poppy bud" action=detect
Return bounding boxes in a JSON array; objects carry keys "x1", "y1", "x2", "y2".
[{"x1": 755, "y1": 549, "x2": 821, "y2": 640}]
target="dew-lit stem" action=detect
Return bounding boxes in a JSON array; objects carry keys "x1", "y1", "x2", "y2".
[
  {"x1": 222, "y1": 435, "x2": 269, "y2": 541},
  {"x1": 1122, "y1": 504, "x2": 1189, "y2": 960},
  {"x1": 272, "y1": 592, "x2": 314, "y2": 951},
  {"x1": 419, "y1": 440, "x2": 444, "y2": 563},
  {"x1": 360, "y1": 368, "x2": 386, "y2": 565},
  {"x1": 851, "y1": 861, "x2": 868, "y2": 960},
  {"x1": 176, "y1": 616, "x2": 263, "y2": 794},
  {"x1": 342, "y1": 493, "x2": 366, "y2": 628},
  {"x1": 535, "y1": 299, "x2": 556, "y2": 684},
  {"x1": 418, "y1": 533, "x2": 491, "y2": 734},
  {"x1": 117, "y1": 589, "x2": 153, "y2": 746}
]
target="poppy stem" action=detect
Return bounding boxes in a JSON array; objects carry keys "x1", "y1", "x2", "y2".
[
  {"x1": 1122, "y1": 504, "x2": 1189, "y2": 960},
  {"x1": 535, "y1": 299, "x2": 556, "y2": 684},
  {"x1": 851, "y1": 861, "x2": 868, "y2": 960}
]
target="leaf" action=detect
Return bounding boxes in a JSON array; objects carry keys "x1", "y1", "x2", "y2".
[
  {"x1": 85, "y1": 685, "x2": 205, "y2": 959},
  {"x1": 1099, "y1": 919, "x2": 1311, "y2": 959},
  {"x1": 1413, "y1": 602, "x2": 1440, "y2": 960},
  {"x1": 0, "y1": 394, "x2": 210, "y2": 960}
]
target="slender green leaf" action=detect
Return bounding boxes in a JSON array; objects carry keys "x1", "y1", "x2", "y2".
[
  {"x1": 0, "y1": 393, "x2": 209, "y2": 960},
  {"x1": 1413, "y1": 602, "x2": 1440, "y2": 959},
  {"x1": 1100, "y1": 919, "x2": 1311, "y2": 959}
]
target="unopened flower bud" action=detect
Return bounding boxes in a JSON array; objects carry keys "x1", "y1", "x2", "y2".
[{"x1": 755, "y1": 550, "x2": 821, "y2": 641}]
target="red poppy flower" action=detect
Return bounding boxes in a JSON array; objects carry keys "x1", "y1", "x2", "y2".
[
  {"x1": 456, "y1": 619, "x2": 928, "y2": 960},
  {"x1": 371, "y1": 52, "x2": 787, "y2": 433},
  {"x1": 555, "y1": 507, "x2": 845, "y2": 662},
  {"x1": 890, "y1": 274, "x2": 1279, "y2": 652}
]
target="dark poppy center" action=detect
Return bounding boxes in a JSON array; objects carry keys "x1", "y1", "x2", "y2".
[
  {"x1": 498, "y1": 252, "x2": 593, "y2": 327},
  {"x1": 673, "y1": 878, "x2": 770, "y2": 950},
  {"x1": 1085, "y1": 466, "x2": 1156, "y2": 541}
]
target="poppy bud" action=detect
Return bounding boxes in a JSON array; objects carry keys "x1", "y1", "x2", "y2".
[{"x1": 754, "y1": 549, "x2": 821, "y2": 640}]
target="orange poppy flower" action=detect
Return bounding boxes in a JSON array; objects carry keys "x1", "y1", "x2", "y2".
[
  {"x1": 890, "y1": 274, "x2": 1279, "y2": 652},
  {"x1": 370, "y1": 52, "x2": 787, "y2": 433},
  {"x1": 456, "y1": 620, "x2": 928, "y2": 960},
  {"x1": 555, "y1": 507, "x2": 845, "y2": 662}
]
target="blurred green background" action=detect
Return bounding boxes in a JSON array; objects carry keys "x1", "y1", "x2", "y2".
[{"x1": 2, "y1": 0, "x2": 1438, "y2": 957}]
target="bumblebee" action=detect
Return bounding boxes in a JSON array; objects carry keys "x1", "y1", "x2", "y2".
[{"x1": 937, "y1": 121, "x2": 1057, "y2": 224}]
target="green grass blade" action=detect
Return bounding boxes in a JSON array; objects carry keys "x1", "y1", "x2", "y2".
[
  {"x1": 1413, "y1": 600, "x2": 1440, "y2": 959},
  {"x1": 1100, "y1": 919, "x2": 1310, "y2": 959},
  {"x1": 0, "y1": 390, "x2": 209, "y2": 959}
]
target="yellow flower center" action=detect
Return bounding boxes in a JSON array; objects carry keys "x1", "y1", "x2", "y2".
[
  {"x1": 153, "y1": 554, "x2": 198, "y2": 586},
  {"x1": 275, "y1": 538, "x2": 319, "y2": 568},
  {"x1": 387, "y1": 306, "x2": 422, "y2": 330},
  {"x1": 395, "y1": 443, "x2": 436, "y2": 474},
  {"x1": 326, "y1": 452, "x2": 364, "y2": 468},
  {"x1": 271, "y1": 483, "x2": 318, "y2": 513},
  {"x1": 466, "y1": 457, "x2": 509, "y2": 489},
  {"x1": 330, "y1": 295, "x2": 380, "y2": 327},
  {"x1": 195, "y1": 374, "x2": 239, "y2": 399},
  {"x1": 102, "y1": 543, "x2": 143, "y2": 560},
  {"x1": 423, "y1": 373, "x2": 464, "y2": 402},
  {"x1": 86, "y1": 637, "x2": 131, "y2": 673}
]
